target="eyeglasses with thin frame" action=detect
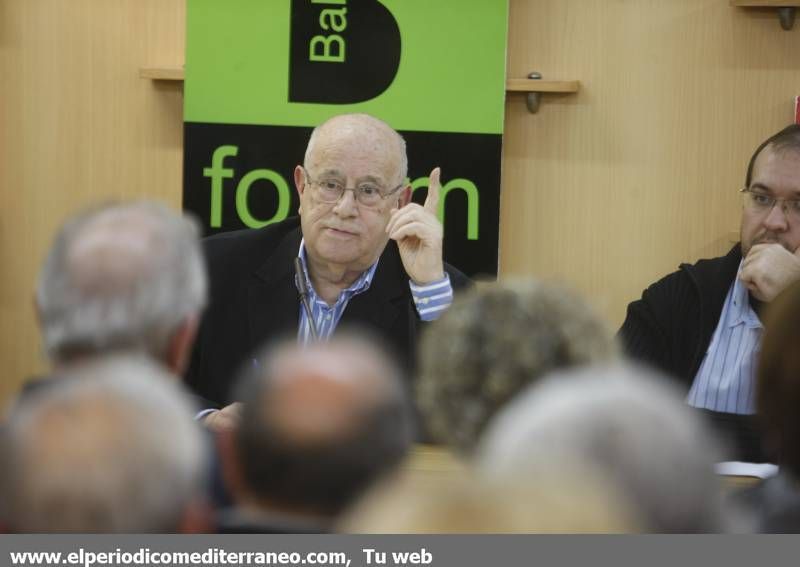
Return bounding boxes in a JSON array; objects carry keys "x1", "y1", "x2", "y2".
[
  {"x1": 740, "y1": 187, "x2": 800, "y2": 222},
  {"x1": 302, "y1": 167, "x2": 404, "y2": 208}
]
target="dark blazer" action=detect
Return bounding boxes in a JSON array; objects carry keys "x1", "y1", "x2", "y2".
[
  {"x1": 619, "y1": 244, "x2": 742, "y2": 383},
  {"x1": 186, "y1": 217, "x2": 470, "y2": 407},
  {"x1": 618, "y1": 244, "x2": 767, "y2": 462}
]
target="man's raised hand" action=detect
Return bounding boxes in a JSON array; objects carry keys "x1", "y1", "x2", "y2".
[{"x1": 386, "y1": 167, "x2": 445, "y2": 285}]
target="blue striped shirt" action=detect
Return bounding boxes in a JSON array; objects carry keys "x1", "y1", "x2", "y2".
[
  {"x1": 296, "y1": 240, "x2": 454, "y2": 344},
  {"x1": 687, "y1": 262, "x2": 763, "y2": 415}
]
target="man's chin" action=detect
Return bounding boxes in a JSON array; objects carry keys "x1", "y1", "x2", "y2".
[{"x1": 314, "y1": 242, "x2": 362, "y2": 266}]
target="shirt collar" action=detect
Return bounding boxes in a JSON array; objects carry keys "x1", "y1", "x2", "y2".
[
  {"x1": 729, "y1": 261, "x2": 763, "y2": 330},
  {"x1": 297, "y1": 239, "x2": 379, "y2": 303}
]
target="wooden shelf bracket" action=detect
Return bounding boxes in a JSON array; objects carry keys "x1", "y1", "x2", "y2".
[
  {"x1": 505, "y1": 72, "x2": 581, "y2": 114},
  {"x1": 731, "y1": 2, "x2": 798, "y2": 30},
  {"x1": 526, "y1": 72, "x2": 544, "y2": 113},
  {"x1": 778, "y1": 7, "x2": 796, "y2": 29}
]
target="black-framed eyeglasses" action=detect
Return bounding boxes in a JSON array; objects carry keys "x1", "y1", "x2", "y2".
[
  {"x1": 302, "y1": 167, "x2": 404, "y2": 208},
  {"x1": 740, "y1": 187, "x2": 800, "y2": 221}
]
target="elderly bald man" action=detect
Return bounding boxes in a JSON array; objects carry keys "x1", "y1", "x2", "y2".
[{"x1": 187, "y1": 113, "x2": 469, "y2": 429}]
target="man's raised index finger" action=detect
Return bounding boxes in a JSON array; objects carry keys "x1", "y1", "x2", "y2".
[{"x1": 424, "y1": 167, "x2": 441, "y2": 213}]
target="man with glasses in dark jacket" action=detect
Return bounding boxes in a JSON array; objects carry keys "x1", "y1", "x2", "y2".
[
  {"x1": 187, "y1": 114, "x2": 468, "y2": 430},
  {"x1": 619, "y1": 125, "x2": 800, "y2": 462}
]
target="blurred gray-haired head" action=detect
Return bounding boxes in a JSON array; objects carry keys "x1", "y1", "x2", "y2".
[
  {"x1": 36, "y1": 201, "x2": 207, "y2": 365},
  {"x1": 478, "y1": 362, "x2": 726, "y2": 533},
  {"x1": 3, "y1": 355, "x2": 208, "y2": 532},
  {"x1": 417, "y1": 279, "x2": 618, "y2": 452}
]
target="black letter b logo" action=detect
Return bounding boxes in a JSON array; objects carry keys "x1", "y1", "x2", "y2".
[{"x1": 289, "y1": 0, "x2": 401, "y2": 104}]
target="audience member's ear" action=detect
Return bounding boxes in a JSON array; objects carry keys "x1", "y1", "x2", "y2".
[
  {"x1": 177, "y1": 499, "x2": 213, "y2": 534},
  {"x1": 166, "y1": 315, "x2": 200, "y2": 376},
  {"x1": 216, "y1": 429, "x2": 247, "y2": 505}
]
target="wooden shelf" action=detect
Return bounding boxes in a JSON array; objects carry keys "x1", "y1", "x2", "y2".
[
  {"x1": 730, "y1": 1, "x2": 798, "y2": 6},
  {"x1": 139, "y1": 67, "x2": 580, "y2": 113},
  {"x1": 139, "y1": 68, "x2": 580, "y2": 94},
  {"x1": 505, "y1": 79, "x2": 580, "y2": 93},
  {"x1": 506, "y1": 78, "x2": 580, "y2": 113},
  {"x1": 730, "y1": 1, "x2": 799, "y2": 29},
  {"x1": 139, "y1": 67, "x2": 184, "y2": 80}
]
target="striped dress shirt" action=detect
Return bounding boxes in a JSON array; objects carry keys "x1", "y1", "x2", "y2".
[
  {"x1": 296, "y1": 240, "x2": 454, "y2": 344},
  {"x1": 686, "y1": 262, "x2": 763, "y2": 415}
]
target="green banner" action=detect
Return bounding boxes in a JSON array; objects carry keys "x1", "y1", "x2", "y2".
[
  {"x1": 184, "y1": 0, "x2": 508, "y2": 277},
  {"x1": 185, "y1": 0, "x2": 508, "y2": 134}
]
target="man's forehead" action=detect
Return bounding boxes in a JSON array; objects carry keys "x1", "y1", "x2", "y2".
[
  {"x1": 307, "y1": 139, "x2": 400, "y2": 179},
  {"x1": 754, "y1": 144, "x2": 800, "y2": 172},
  {"x1": 751, "y1": 146, "x2": 800, "y2": 190},
  {"x1": 317, "y1": 113, "x2": 394, "y2": 138},
  {"x1": 313, "y1": 123, "x2": 397, "y2": 152},
  {"x1": 314, "y1": 167, "x2": 385, "y2": 182}
]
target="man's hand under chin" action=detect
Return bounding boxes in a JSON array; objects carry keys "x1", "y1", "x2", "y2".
[
  {"x1": 740, "y1": 243, "x2": 800, "y2": 302},
  {"x1": 202, "y1": 402, "x2": 243, "y2": 432},
  {"x1": 386, "y1": 167, "x2": 445, "y2": 285}
]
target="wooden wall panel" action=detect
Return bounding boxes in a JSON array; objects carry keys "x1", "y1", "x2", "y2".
[
  {"x1": 0, "y1": 0, "x2": 185, "y2": 404},
  {"x1": 501, "y1": 0, "x2": 800, "y2": 326}
]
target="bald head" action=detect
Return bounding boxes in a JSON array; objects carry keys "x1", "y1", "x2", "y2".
[
  {"x1": 36, "y1": 201, "x2": 207, "y2": 365},
  {"x1": 264, "y1": 338, "x2": 401, "y2": 445},
  {"x1": 233, "y1": 334, "x2": 413, "y2": 517},
  {"x1": 304, "y1": 113, "x2": 408, "y2": 186}
]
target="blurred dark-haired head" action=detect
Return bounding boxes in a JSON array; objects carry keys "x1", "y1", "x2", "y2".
[
  {"x1": 757, "y1": 281, "x2": 800, "y2": 473},
  {"x1": 744, "y1": 124, "x2": 800, "y2": 189},
  {"x1": 226, "y1": 332, "x2": 413, "y2": 521}
]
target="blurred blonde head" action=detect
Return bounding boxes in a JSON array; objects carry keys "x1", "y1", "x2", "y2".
[
  {"x1": 341, "y1": 465, "x2": 636, "y2": 534},
  {"x1": 417, "y1": 278, "x2": 618, "y2": 452}
]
